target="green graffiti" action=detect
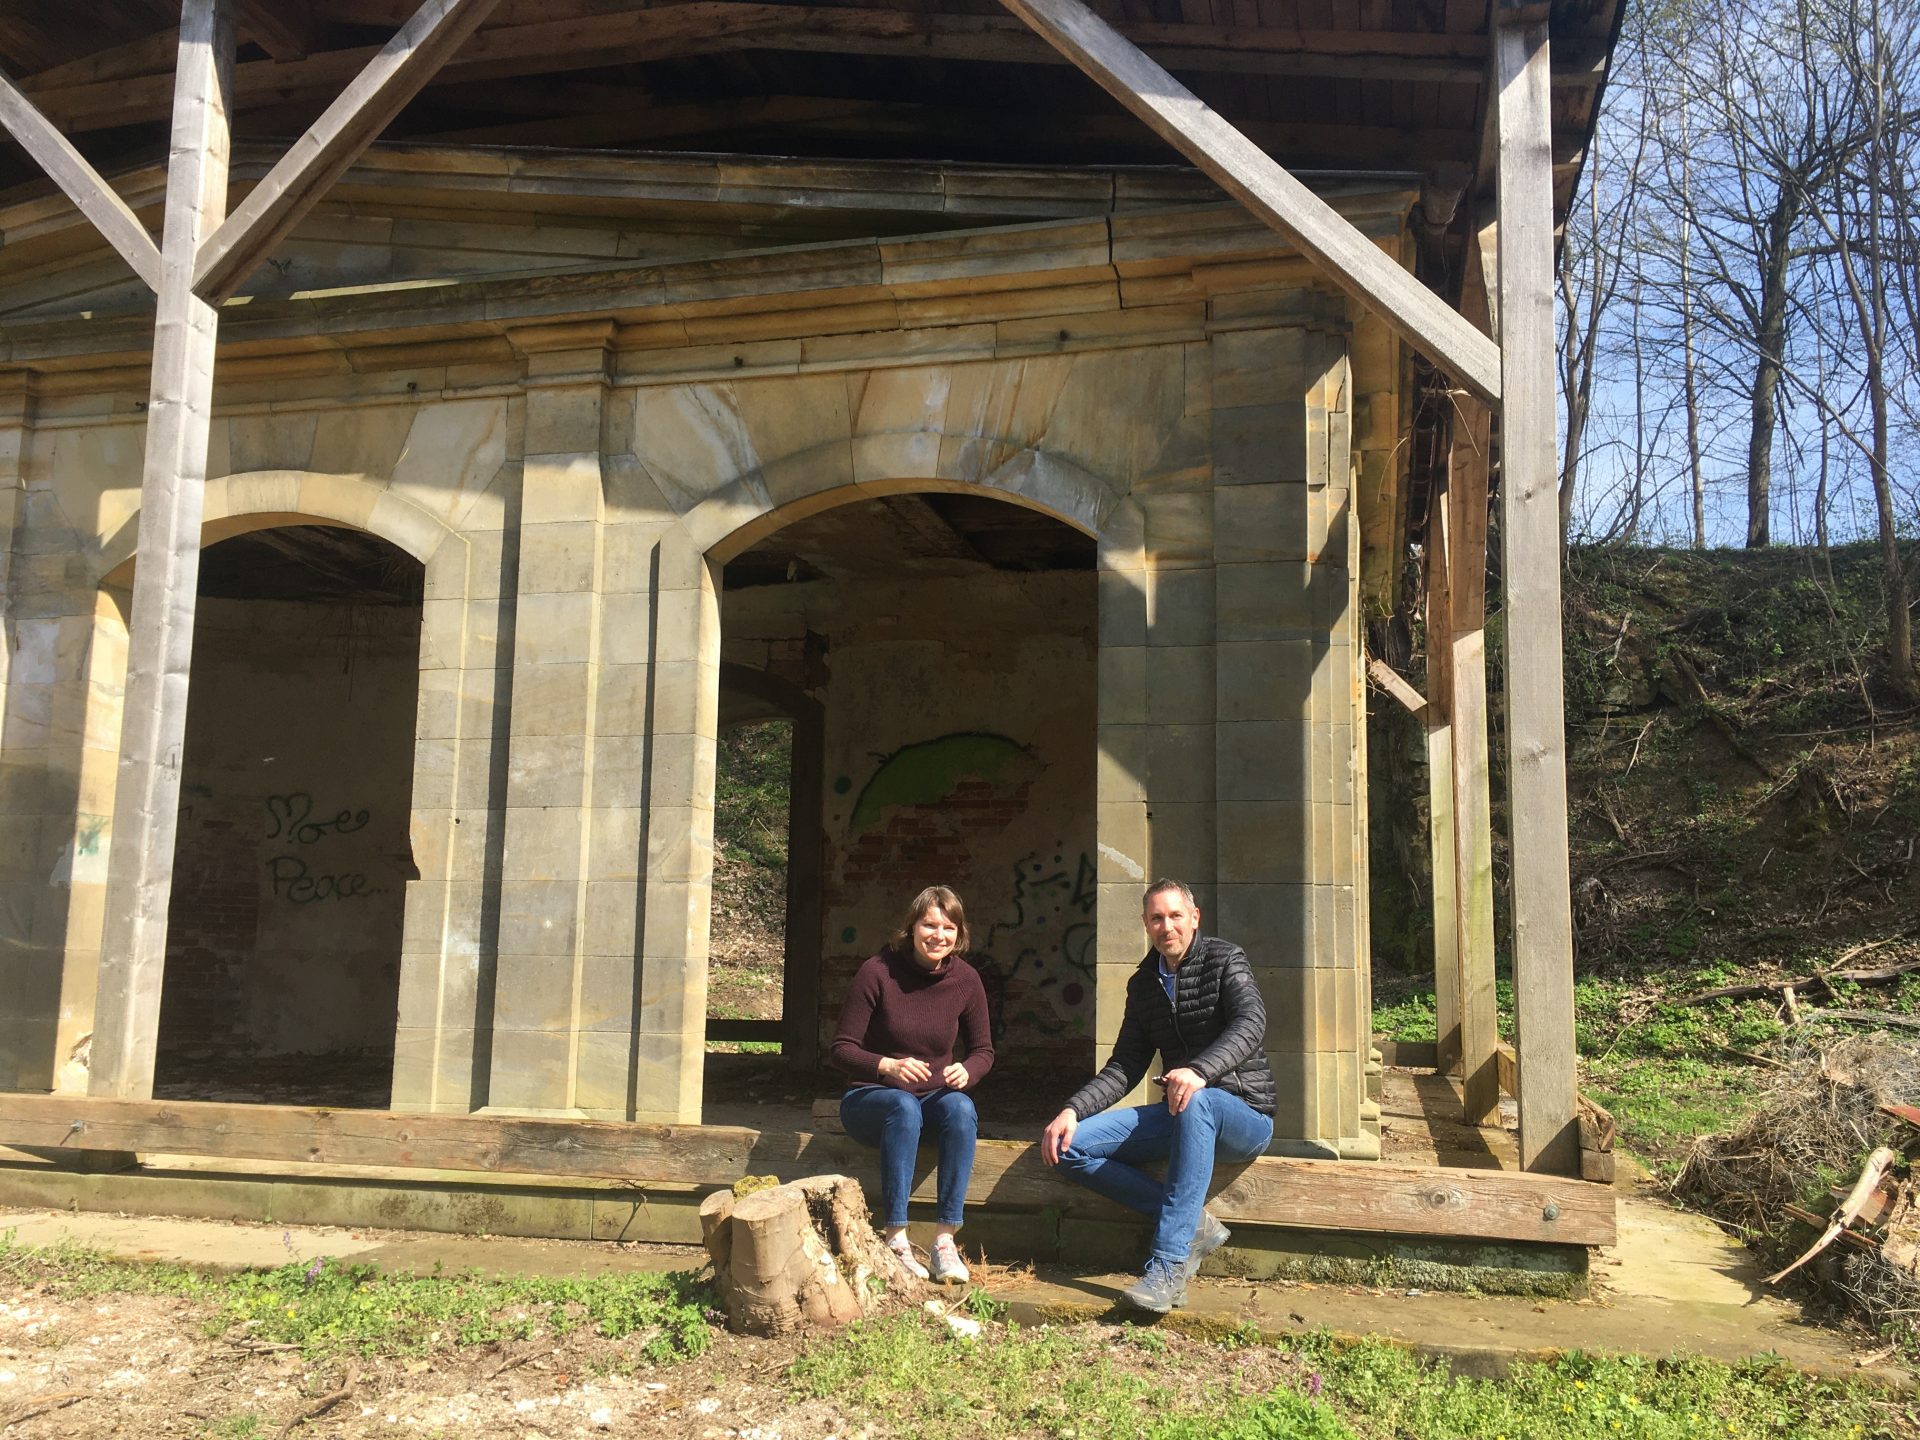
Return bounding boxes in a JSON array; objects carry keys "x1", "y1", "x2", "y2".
[{"x1": 848, "y1": 733, "x2": 1040, "y2": 833}]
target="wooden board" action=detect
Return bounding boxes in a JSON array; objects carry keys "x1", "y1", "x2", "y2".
[
  {"x1": 88, "y1": 1, "x2": 232, "y2": 1103},
  {"x1": 997, "y1": 0, "x2": 1503, "y2": 403},
  {"x1": 0, "y1": 1094, "x2": 1615, "y2": 1246},
  {"x1": 1495, "y1": 21, "x2": 1580, "y2": 1177}
]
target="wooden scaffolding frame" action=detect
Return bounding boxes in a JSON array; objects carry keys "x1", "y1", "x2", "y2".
[{"x1": 0, "y1": 0, "x2": 1585, "y2": 1183}]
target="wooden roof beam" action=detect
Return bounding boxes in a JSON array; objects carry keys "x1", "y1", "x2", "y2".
[
  {"x1": 192, "y1": 0, "x2": 501, "y2": 302},
  {"x1": 21, "y1": 7, "x2": 1612, "y2": 134},
  {"x1": 0, "y1": 66, "x2": 161, "y2": 290},
  {"x1": 236, "y1": 0, "x2": 313, "y2": 61},
  {"x1": 998, "y1": 0, "x2": 1503, "y2": 404}
]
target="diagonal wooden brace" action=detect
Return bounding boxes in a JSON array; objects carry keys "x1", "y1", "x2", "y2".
[
  {"x1": 192, "y1": 0, "x2": 502, "y2": 302},
  {"x1": 0, "y1": 66, "x2": 163, "y2": 291},
  {"x1": 997, "y1": 0, "x2": 1503, "y2": 404}
]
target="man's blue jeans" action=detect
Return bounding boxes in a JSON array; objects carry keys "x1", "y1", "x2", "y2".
[
  {"x1": 839, "y1": 1085, "x2": 978, "y2": 1228},
  {"x1": 1057, "y1": 1088, "x2": 1273, "y2": 1265}
]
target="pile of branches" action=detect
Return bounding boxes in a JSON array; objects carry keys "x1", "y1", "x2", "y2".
[{"x1": 1675, "y1": 1032, "x2": 1920, "y2": 1342}]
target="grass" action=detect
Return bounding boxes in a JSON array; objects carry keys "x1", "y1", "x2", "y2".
[
  {"x1": 0, "y1": 1234, "x2": 716, "y2": 1363},
  {"x1": 788, "y1": 1314, "x2": 1910, "y2": 1439}
]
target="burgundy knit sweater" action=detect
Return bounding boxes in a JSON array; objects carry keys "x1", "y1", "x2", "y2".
[{"x1": 828, "y1": 948, "x2": 995, "y2": 1096}]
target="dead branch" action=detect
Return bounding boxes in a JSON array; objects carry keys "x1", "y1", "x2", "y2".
[
  {"x1": 1678, "y1": 955, "x2": 1920, "y2": 1006},
  {"x1": 1659, "y1": 649, "x2": 1775, "y2": 778},
  {"x1": 0, "y1": 1392, "x2": 85, "y2": 1430},
  {"x1": 1767, "y1": 1147, "x2": 1899, "y2": 1284},
  {"x1": 273, "y1": 1367, "x2": 358, "y2": 1439},
  {"x1": 1806, "y1": 1010, "x2": 1920, "y2": 1034}
]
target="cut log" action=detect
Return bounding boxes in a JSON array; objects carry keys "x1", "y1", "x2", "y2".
[{"x1": 699, "y1": 1174, "x2": 922, "y2": 1335}]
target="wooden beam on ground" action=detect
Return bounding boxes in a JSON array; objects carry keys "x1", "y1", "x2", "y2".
[
  {"x1": 997, "y1": 0, "x2": 1502, "y2": 404},
  {"x1": 0, "y1": 1095, "x2": 1616, "y2": 1247},
  {"x1": 1495, "y1": 19, "x2": 1579, "y2": 1176},
  {"x1": 0, "y1": 68, "x2": 162, "y2": 291},
  {"x1": 193, "y1": 0, "x2": 501, "y2": 302},
  {"x1": 90, "y1": 0, "x2": 235, "y2": 1102},
  {"x1": 1425, "y1": 485, "x2": 1462, "y2": 1076},
  {"x1": 1367, "y1": 658, "x2": 1427, "y2": 718}
]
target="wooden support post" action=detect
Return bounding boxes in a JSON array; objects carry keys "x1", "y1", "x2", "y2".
[
  {"x1": 997, "y1": 0, "x2": 1503, "y2": 404},
  {"x1": 1447, "y1": 374, "x2": 1500, "y2": 1127},
  {"x1": 193, "y1": 0, "x2": 500, "y2": 302},
  {"x1": 1496, "y1": 18, "x2": 1579, "y2": 1175},
  {"x1": 89, "y1": 0, "x2": 234, "y2": 1101},
  {"x1": 1424, "y1": 493, "x2": 1462, "y2": 1075},
  {"x1": 0, "y1": 67, "x2": 162, "y2": 291}
]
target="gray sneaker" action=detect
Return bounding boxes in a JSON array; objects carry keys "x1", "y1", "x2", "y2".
[
  {"x1": 1184, "y1": 1210, "x2": 1231, "y2": 1279},
  {"x1": 1119, "y1": 1258, "x2": 1188, "y2": 1313}
]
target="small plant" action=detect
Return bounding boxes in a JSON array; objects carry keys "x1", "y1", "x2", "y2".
[{"x1": 961, "y1": 1286, "x2": 1007, "y2": 1324}]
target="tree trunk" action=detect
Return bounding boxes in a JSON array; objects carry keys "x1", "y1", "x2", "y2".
[
  {"x1": 1744, "y1": 189, "x2": 1797, "y2": 548},
  {"x1": 700, "y1": 1175, "x2": 923, "y2": 1335}
]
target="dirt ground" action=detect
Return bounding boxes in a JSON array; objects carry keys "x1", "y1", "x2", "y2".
[{"x1": 0, "y1": 1274, "x2": 1300, "y2": 1440}]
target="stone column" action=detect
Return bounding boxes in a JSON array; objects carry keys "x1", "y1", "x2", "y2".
[
  {"x1": 1208, "y1": 315, "x2": 1372, "y2": 1159},
  {"x1": 484, "y1": 322, "x2": 629, "y2": 1117}
]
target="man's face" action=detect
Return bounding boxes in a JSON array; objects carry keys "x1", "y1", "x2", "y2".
[{"x1": 1143, "y1": 890, "x2": 1199, "y2": 964}]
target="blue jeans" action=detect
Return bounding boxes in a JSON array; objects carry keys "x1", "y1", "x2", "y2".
[
  {"x1": 1057, "y1": 1088, "x2": 1273, "y2": 1266},
  {"x1": 839, "y1": 1085, "x2": 978, "y2": 1228}
]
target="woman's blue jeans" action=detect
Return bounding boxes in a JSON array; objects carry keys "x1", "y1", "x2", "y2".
[
  {"x1": 1056, "y1": 1088, "x2": 1273, "y2": 1266},
  {"x1": 839, "y1": 1084, "x2": 978, "y2": 1228}
]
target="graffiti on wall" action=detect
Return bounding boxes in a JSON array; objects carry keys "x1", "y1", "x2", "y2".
[
  {"x1": 977, "y1": 845, "x2": 1097, "y2": 1039},
  {"x1": 264, "y1": 792, "x2": 375, "y2": 904},
  {"x1": 848, "y1": 733, "x2": 1042, "y2": 834}
]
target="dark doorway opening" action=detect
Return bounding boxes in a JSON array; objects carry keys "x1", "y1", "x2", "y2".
[{"x1": 152, "y1": 525, "x2": 422, "y2": 1108}]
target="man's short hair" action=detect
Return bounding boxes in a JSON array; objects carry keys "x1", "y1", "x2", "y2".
[{"x1": 1142, "y1": 878, "x2": 1196, "y2": 911}]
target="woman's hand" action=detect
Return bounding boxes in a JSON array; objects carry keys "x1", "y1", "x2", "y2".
[
  {"x1": 879, "y1": 1056, "x2": 932, "y2": 1086},
  {"x1": 941, "y1": 1063, "x2": 970, "y2": 1090}
]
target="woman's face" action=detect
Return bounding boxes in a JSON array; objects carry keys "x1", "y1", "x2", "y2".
[{"x1": 912, "y1": 906, "x2": 959, "y2": 968}]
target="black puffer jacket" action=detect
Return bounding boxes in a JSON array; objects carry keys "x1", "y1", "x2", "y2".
[{"x1": 1062, "y1": 934, "x2": 1276, "y2": 1119}]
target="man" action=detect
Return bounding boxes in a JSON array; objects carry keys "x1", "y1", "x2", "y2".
[{"x1": 1040, "y1": 878, "x2": 1275, "y2": 1312}]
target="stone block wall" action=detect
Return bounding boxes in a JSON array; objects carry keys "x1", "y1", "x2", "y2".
[{"x1": 0, "y1": 208, "x2": 1397, "y2": 1160}]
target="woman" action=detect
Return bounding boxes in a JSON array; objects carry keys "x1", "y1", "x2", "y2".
[{"x1": 829, "y1": 884, "x2": 993, "y2": 1284}]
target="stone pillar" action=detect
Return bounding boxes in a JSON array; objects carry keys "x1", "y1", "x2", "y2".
[
  {"x1": 628, "y1": 529, "x2": 717, "y2": 1123},
  {"x1": 1208, "y1": 315, "x2": 1372, "y2": 1160},
  {"x1": 483, "y1": 322, "x2": 633, "y2": 1117}
]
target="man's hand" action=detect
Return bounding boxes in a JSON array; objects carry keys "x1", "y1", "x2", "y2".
[
  {"x1": 941, "y1": 1062, "x2": 970, "y2": 1090},
  {"x1": 879, "y1": 1056, "x2": 932, "y2": 1086},
  {"x1": 1162, "y1": 1066, "x2": 1207, "y2": 1115},
  {"x1": 1041, "y1": 1108, "x2": 1077, "y2": 1166}
]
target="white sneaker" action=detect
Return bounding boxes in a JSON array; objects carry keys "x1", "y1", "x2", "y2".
[
  {"x1": 929, "y1": 1235, "x2": 970, "y2": 1285},
  {"x1": 886, "y1": 1232, "x2": 929, "y2": 1280}
]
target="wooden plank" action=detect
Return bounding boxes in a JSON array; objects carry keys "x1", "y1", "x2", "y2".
[
  {"x1": 236, "y1": 0, "x2": 313, "y2": 61},
  {"x1": 0, "y1": 1094, "x2": 1616, "y2": 1246},
  {"x1": 0, "y1": 67, "x2": 162, "y2": 291},
  {"x1": 998, "y1": 0, "x2": 1502, "y2": 403},
  {"x1": 1367, "y1": 657, "x2": 1427, "y2": 717},
  {"x1": 1496, "y1": 20, "x2": 1579, "y2": 1177},
  {"x1": 0, "y1": 1095, "x2": 761, "y2": 1184},
  {"x1": 193, "y1": 0, "x2": 502, "y2": 302},
  {"x1": 1448, "y1": 376, "x2": 1500, "y2": 1127},
  {"x1": 21, "y1": 8, "x2": 1606, "y2": 132},
  {"x1": 1424, "y1": 485, "x2": 1462, "y2": 1075},
  {"x1": 706, "y1": 1018, "x2": 781, "y2": 1044},
  {"x1": 89, "y1": 0, "x2": 235, "y2": 1103}
]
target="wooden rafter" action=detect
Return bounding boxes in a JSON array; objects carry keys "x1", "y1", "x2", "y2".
[
  {"x1": 193, "y1": 0, "x2": 502, "y2": 302},
  {"x1": 236, "y1": 0, "x2": 313, "y2": 61},
  {"x1": 18, "y1": 5, "x2": 1610, "y2": 135},
  {"x1": 997, "y1": 0, "x2": 1504, "y2": 404},
  {"x1": 0, "y1": 68, "x2": 161, "y2": 290}
]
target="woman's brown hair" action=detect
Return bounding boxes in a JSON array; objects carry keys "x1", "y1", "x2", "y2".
[{"x1": 890, "y1": 885, "x2": 970, "y2": 958}]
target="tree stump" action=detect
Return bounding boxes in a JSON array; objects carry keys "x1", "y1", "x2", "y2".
[{"x1": 699, "y1": 1174, "x2": 922, "y2": 1335}]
